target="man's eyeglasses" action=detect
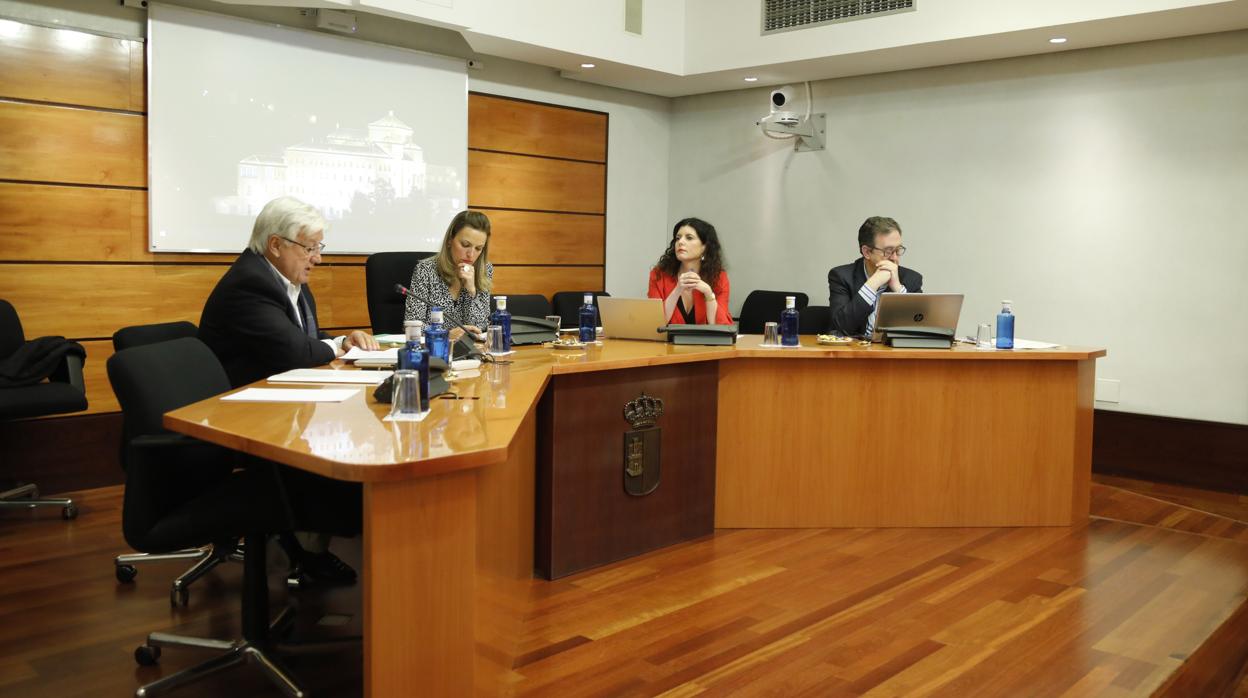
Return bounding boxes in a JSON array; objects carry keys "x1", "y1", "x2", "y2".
[
  {"x1": 280, "y1": 237, "x2": 326, "y2": 255},
  {"x1": 868, "y1": 245, "x2": 907, "y2": 257}
]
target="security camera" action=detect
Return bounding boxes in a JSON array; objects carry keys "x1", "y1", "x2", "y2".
[{"x1": 769, "y1": 85, "x2": 799, "y2": 125}]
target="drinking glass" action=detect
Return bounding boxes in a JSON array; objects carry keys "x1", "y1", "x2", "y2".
[
  {"x1": 976, "y1": 323, "x2": 993, "y2": 350},
  {"x1": 388, "y1": 370, "x2": 423, "y2": 421},
  {"x1": 763, "y1": 321, "x2": 780, "y2": 346},
  {"x1": 487, "y1": 325, "x2": 506, "y2": 354}
]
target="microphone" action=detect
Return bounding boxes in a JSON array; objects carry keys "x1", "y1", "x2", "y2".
[{"x1": 393, "y1": 284, "x2": 485, "y2": 357}]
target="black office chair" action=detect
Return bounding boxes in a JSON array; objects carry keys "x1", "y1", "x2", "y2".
[
  {"x1": 737, "y1": 290, "x2": 809, "y2": 334},
  {"x1": 799, "y1": 305, "x2": 831, "y2": 335},
  {"x1": 110, "y1": 321, "x2": 243, "y2": 605},
  {"x1": 109, "y1": 337, "x2": 357, "y2": 697},
  {"x1": 112, "y1": 320, "x2": 199, "y2": 352},
  {"x1": 0, "y1": 299, "x2": 87, "y2": 519},
  {"x1": 365, "y1": 251, "x2": 436, "y2": 334},
  {"x1": 502, "y1": 293, "x2": 552, "y2": 319},
  {"x1": 552, "y1": 291, "x2": 610, "y2": 329}
]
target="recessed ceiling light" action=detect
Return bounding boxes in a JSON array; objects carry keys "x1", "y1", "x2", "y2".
[
  {"x1": 743, "y1": 77, "x2": 759, "y2": 82},
  {"x1": 1049, "y1": 37, "x2": 1067, "y2": 44},
  {"x1": 580, "y1": 62, "x2": 596, "y2": 69}
]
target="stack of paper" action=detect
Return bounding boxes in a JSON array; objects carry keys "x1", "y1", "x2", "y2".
[
  {"x1": 341, "y1": 347, "x2": 399, "y2": 361},
  {"x1": 223, "y1": 388, "x2": 359, "y2": 403},
  {"x1": 267, "y1": 368, "x2": 391, "y2": 385}
]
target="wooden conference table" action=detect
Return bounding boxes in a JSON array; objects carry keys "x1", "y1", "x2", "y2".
[{"x1": 164, "y1": 336, "x2": 1105, "y2": 696}]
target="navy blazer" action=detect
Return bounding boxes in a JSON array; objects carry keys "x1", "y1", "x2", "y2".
[
  {"x1": 827, "y1": 258, "x2": 924, "y2": 336},
  {"x1": 199, "y1": 249, "x2": 335, "y2": 388}
]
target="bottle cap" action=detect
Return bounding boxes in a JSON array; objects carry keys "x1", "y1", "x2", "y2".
[
  {"x1": 430, "y1": 308, "x2": 444, "y2": 323},
  {"x1": 785, "y1": 295, "x2": 795, "y2": 309},
  {"x1": 584, "y1": 293, "x2": 593, "y2": 304},
  {"x1": 403, "y1": 319, "x2": 423, "y2": 328},
  {"x1": 1002, "y1": 300, "x2": 1013, "y2": 304},
  {"x1": 496, "y1": 296, "x2": 507, "y2": 310}
]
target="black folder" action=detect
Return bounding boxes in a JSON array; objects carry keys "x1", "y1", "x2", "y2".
[
  {"x1": 879, "y1": 325, "x2": 954, "y2": 349},
  {"x1": 663, "y1": 323, "x2": 738, "y2": 346},
  {"x1": 509, "y1": 315, "x2": 558, "y2": 346}
]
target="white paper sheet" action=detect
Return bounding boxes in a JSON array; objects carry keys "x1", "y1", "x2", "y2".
[
  {"x1": 341, "y1": 347, "x2": 400, "y2": 361},
  {"x1": 267, "y1": 369, "x2": 392, "y2": 385},
  {"x1": 222, "y1": 388, "x2": 359, "y2": 403}
]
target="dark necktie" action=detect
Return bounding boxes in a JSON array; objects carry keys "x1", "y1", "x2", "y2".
[{"x1": 299, "y1": 292, "x2": 319, "y2": 340}]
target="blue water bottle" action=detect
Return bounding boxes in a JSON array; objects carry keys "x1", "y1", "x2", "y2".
[
  {"x1": 578, "y1": 293, "x2": 597, "y2": 343},
  {"x1": 780, "y1": 295, "x2": 800, "y2": 346},
  {"x1": 398, "y1": 319, "x2": 430, "y2": 411},
  {"x1": 491, "y1": 296, "x2": 512, "y2": 352},
  {"x1": 426, "y1": 307, "x2": 450, "y2": 362},
  {"x1": 995, "y1": 300, "x2": 1015, "y2": 350}
]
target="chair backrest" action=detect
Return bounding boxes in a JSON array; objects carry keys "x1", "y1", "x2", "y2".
[
  {"x1": 113, "y1": 321, "x2": 199, "y2": 352},
  {"x1": 108, "y1": 336, "x2": 273, "y2": 553},
  {"x1": 0, "y1": 299, "x2": 26, "y2": 359},
  {"x1": 502, "y1": 294, "x2": 552, "y2": 319},
  {"x1": 799, "y1": 305, "x2": 831, "y2": 335},
  {"x1": 737, "y1": 290, "x2": 809, "y2": 334},
  {"x1": 551, "y1": 291, "x2": 611, "y2": 329},
  {"x1": 365, "y1": 251, "x2": 436, "y2": 334},
  {"x1": 108, "y1": 337, "x2": 232, "y2": 440}
]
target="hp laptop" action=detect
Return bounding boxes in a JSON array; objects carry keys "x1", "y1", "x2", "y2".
[{"x1": 872, "y1": 293, "x2": 964, "y2": 342}]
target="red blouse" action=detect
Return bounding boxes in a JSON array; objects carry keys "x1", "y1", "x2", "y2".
[{"x1": 647, "y1": 268, "x2": 733, "y2": 325}]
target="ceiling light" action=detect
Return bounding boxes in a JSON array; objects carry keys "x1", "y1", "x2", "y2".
[
  {"x1": 1049, "y1": 37, "x2": 1067, "y2": 44},
  {"x1": 580, "y1": 62, "x2": 595, "y2": 69},
  {"x1": 744, "y1": 77, "x2": 759, "y2": 82}
]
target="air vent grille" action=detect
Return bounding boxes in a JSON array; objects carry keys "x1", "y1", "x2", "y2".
[{"x1": 762, "y1": 0, "x2": 915, "y2": 34}]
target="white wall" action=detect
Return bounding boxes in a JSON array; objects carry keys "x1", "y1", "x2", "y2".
[
  {"x1": 0, "y1": 0, "x2": 672, "y2": 299},
  {"x1": 668, "y1": 30, "x2": 1248, "y2": 425}
]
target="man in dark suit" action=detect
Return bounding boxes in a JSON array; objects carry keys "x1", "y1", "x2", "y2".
[
  {"x1": 200, "y1": 196, "x2": 378, "y2": 586},
  {"x1": 827, "y1": 216, "x2": 923, "y2": 337},
  {"x1": 200, "y1": 196, "x2": 377, "y2": 387}
]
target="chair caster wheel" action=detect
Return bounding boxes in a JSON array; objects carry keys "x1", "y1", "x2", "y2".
[
  {"x1": 62, "y1": 504, "x2": 78, "y2": 520},
  {"x1": 170, "y1": 586, "x2": 189, "y2": 607},
  {"x1": 134, "y1": 644, "x2": 161, "y2": 666},
  {"x1": 116, "y1": 565, "x2": 138, "y2": 583}
]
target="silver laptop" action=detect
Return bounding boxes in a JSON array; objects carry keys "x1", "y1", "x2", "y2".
[
  {"x1": 598, "y1": 297, "x2": 668, "y2": 342},
  {"x1": 873, "y1": 293, "x2": 964, "y2": 342}
]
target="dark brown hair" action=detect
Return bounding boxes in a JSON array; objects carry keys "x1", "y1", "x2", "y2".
[
  {"x1": 654, "y1": 217, "x2": 726, "y2": 287},
  {"x1": 857, "y1": 216, "x2": 901, "y2": 249}
]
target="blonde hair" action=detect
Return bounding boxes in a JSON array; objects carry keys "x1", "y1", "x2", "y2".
[{"x1": 434, "y1": 210, "x2": 492, "y2": 294}]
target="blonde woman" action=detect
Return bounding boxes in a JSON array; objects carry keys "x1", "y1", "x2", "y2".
[{"x1": 403, "y1": 210, "x2": 493, "y2": 342}]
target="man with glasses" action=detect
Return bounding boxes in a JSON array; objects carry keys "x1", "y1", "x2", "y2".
[
  {"x1": 199, "y1": 196, "x2": 375, "y2": 587},
  {"x1": 200, "y1": 196, "x2": 379, "y2": 387},
  {"x1": 827, "y1": 216, "x2": 924, "y2": 338}
]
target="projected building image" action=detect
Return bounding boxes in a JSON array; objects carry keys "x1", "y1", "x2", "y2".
[{"x1": 219, "y1": 111, "x2": 461, "y2": 221}]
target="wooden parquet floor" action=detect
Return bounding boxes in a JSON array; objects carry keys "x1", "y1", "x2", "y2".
[{"x1": 2, "y1": 481, "x2": 1247, "y2": 697}]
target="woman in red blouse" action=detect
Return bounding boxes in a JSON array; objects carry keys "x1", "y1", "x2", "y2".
[{"x1": 647, "y1": 218, "x2": 732, "y2": 325}]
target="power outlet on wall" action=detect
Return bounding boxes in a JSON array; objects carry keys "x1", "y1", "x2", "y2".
[{"x1": 1095, "y1": 379, "x2": 1121, "y2": 403}]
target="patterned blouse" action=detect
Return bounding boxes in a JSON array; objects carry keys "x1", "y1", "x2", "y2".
[{"x1": 402, "y1": 257, "x2": 493, "y2": 329}]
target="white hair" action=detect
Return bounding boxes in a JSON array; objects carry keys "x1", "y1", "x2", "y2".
[{"x1": 247, "y1": 196, "x2": 326, "y2": 254}]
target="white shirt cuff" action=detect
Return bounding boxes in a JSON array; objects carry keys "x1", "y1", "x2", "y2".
[{"x1": 324, "y1": 335, "x2": 346, "y2": 357}]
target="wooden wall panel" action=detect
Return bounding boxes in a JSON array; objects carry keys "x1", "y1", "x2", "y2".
[
  {"x1": 0, "y1": 21, "x2": 143, "y2": 112},
  {"x1": 483, "y1": 209, "x2": 604, "y2": 265},
  {"x1": 0, "y1": 264, "x2": 371, "y2": 341},
  {"x1": 468, "y1": 151, "x2": 605, "y2": 214},
  {"x1": 0, "y1": 183, "x2": 140, "y2": 261},
  {"x1": 0, "y1": 264, "x2": 226, "y2": 339},
  {"x1": 0, "y1": 101, "x2": 145, "y2": 186},
  {"x1": 469, "y1": 93, "x2": 606, "y2": 162},
  {"x1": 492, "y1": 265, "x2": 604, "y2": 298},
  {"x1": 80, "y1": 340, "x2": 118, "y2": 414}
]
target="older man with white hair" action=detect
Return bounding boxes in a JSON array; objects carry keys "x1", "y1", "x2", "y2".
[
  {"x1": 200, "y1": 196, "x2": 378, "y2": 387},
  {"x1": 199, "y1": 196, "x2": 374, "y2": 586}
]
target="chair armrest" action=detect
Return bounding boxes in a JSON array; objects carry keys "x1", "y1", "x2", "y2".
[{"x1": 49, "y1": 352, "x2": 86, "y2": 392}]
